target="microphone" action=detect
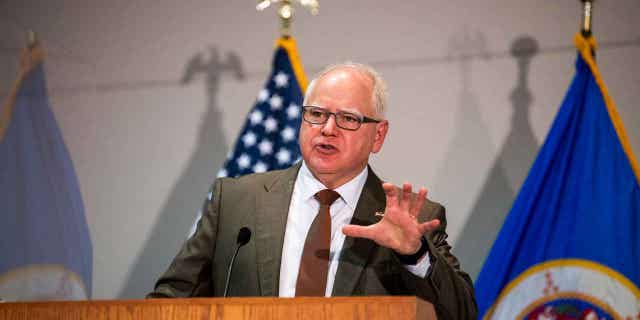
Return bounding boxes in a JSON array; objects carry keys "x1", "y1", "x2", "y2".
[{"x1": 223, "y1": 227, "x2": 252, "y2": 297}]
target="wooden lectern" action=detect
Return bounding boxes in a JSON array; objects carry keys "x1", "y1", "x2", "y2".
[{"x1": 0, "y1": 296, "x2": 436, "y2": 320}]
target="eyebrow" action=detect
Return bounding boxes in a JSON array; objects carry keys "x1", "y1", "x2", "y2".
[{"x1": 312, "y1": 105, "x2": 363, "y2": 115}]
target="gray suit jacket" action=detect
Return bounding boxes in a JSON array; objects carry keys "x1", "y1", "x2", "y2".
[{"x1": 149, "y1": 163, "x2": 477, "y2": 319}]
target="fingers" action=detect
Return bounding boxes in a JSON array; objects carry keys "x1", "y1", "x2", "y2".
[
  {"x1": 383, "y1": 182, "x2": 428, "y2": 219},
  {"x1": 401, "y1": 183, "x2": 412, "y2": 212},
  {"x1": 382, "y1": 182, "x2": 399, "y2": 206},
  {"x1": 418, "y1": 219, "x2": 440, "y2": 234},
  {"x1": 409, "y1": 187, "x2": 428, "y2": 218}
]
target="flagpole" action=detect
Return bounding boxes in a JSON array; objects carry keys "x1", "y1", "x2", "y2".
[
  {"x1": 0, "y1": 31, "x2": 44, "y2": 142},
  {"x1": 580, "y1": 0, "x2": 594, "y2": 37},
  {"x1": 256, "y1": 0, "x2": 319, "y2": 38}
]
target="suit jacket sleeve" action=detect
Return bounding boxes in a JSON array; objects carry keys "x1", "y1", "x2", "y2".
[
  {"x1": 147, "y1": 179, "x2": 222, "y2": 298},
  {"x1": 398, "y1": 203, "x2": 478, "y2": 320}
]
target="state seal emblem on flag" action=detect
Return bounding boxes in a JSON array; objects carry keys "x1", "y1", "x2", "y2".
[{"x1": 486, "y1": 259, "x2": 640, "y2": 319}]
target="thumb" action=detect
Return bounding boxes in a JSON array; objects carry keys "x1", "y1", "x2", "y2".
[
  {"x1": 418, "y1": 219, "x2": 441, "y2": 234},
  {"x1": 342, "y1": 224, "x2": 376, "y2": 240}
]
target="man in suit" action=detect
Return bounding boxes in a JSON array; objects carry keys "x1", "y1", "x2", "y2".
[{"x1": 149, "y1": 62, "x2": 477, "y2": 319}]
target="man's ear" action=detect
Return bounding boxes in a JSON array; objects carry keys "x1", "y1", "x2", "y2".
[{"x1": 371, "y1": 120, "x2": 389, "y2": 154}]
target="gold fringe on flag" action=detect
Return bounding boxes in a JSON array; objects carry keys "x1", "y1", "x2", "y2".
[{"x1": 574, "y1": 33, "x2": 640, "y2": 183}]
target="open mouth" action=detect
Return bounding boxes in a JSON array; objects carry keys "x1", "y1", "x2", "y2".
[{"x1": 316, "y1": 143, "x2": 338, "y2": 154}]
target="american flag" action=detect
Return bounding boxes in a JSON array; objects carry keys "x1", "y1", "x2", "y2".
[
  {"x1": 189, "y1": 38, "x2": 307, "y2": 237},
  {"x1": 218, "y1": 38, "x2": 307, "y2": 178}
]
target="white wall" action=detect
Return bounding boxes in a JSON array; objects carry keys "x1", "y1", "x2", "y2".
[{"x1": 1, "y1": 0, "x2": 638, "y2": 299}]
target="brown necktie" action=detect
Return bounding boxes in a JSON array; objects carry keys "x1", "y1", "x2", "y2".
[{"x1": 295, "y1": 189, "x2": 340, "y2": 296}]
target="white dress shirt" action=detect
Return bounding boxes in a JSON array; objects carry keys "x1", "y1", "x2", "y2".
[{"x1": 278, "y1": 162, "x2": 431, "y2": 297}]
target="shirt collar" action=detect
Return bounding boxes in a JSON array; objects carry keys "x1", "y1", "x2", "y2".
[{"x1": 297, "y1": 161, "x2": 369, "y2": 211}]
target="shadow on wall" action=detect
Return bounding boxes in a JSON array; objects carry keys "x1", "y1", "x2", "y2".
[
  {"x1": 119, "y1": 46, "x2": 245, "y2": 298},
  {"x1": 454, "y1": 36, "x2": 540, "y2": 281},
  {"x1": 433, "y1": 29, "x2": 495, "y2": 277}
]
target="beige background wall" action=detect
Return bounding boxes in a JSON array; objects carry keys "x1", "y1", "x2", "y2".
[{"x1": 1, "y1": 0, "x2": 638, "y2": 299}]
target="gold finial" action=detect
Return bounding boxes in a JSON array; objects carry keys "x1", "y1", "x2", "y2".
[
  {"x1": 256, "y1": 0, "x2": 319, "y2": 37},
  {"x1": 27, "y1": 30, "x2": 38, "y2": 48},
  {"x1": 580, "y1": 0, "x2": 594, "y2": 37}
]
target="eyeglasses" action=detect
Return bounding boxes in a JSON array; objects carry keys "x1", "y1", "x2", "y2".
[{"x1": 302, "y1": 106, "x2": 381, "y2": 131}]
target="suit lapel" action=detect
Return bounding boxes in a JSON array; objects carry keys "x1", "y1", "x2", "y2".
[
  {"x1": 332, "y1": 167, "x2": 386, "y2": 296},
  {"x1": 255, "y1": 163, "x2": 300, "y2": 296}
]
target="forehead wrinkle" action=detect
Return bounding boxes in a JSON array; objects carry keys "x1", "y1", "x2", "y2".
[{"x1": 308, "y1": 68, "x2": 375, "y2": 115}]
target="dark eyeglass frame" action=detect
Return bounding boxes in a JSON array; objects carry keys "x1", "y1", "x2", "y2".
[{"x1": 301, "y1": 105, "x2": 381, "y2": 131}]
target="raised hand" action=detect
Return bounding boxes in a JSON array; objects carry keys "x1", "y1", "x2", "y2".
[{"x1": 342, "y1": 182, "x2": 440, "y2": 255}]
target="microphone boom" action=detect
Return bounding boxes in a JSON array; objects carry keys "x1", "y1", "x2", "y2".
[{"x1": 223, "y1": 227, "x2": 252, "y2": 297}]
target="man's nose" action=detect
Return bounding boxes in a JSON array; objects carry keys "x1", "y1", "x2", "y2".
[{"x1": 321, "y1": 114, "x2": 338, "y2": 135}]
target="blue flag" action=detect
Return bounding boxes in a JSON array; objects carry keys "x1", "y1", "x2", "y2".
[
  {"x1": 475, "y1": 34, "x2": 640, "y2": 319},
  {"x1": 0, "y1": 48, "x2": 92, "y2": 301},
  {"x1": 217, "y1": 37, "x2": 307, "y2": 179}
]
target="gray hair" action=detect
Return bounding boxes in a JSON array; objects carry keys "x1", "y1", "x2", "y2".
[{"x1": 303, "y1": 62, "x2": 387, "y2": 118}]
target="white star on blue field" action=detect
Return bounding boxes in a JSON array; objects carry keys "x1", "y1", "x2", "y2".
[{"x1": 217, "y1": 47, "x2": 304, "y2": 179}]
